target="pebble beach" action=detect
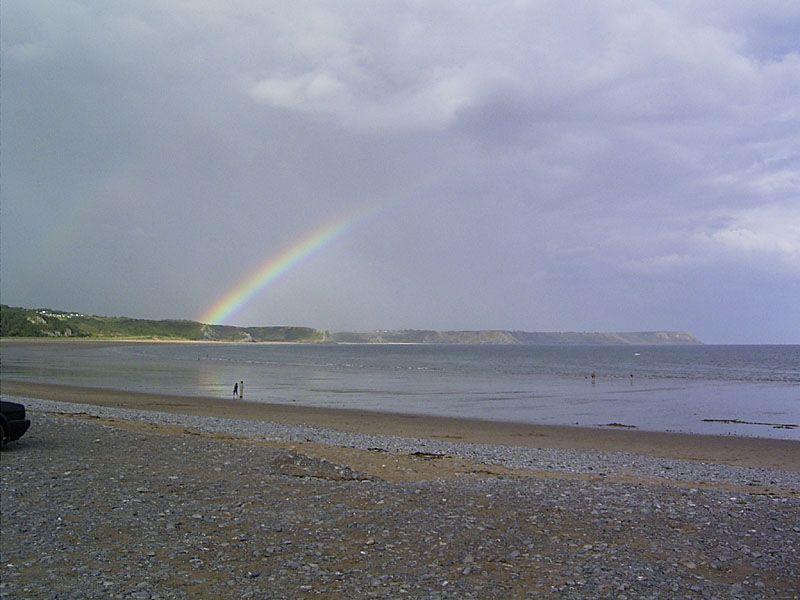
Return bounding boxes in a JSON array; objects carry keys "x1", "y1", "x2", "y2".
[{"x1": 2, "y1": 390, "x2": 799, "y2": 599}]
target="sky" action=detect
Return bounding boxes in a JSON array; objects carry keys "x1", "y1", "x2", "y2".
[{"x1": 1, "y1": 1, "x2": 799, "y2": 343}]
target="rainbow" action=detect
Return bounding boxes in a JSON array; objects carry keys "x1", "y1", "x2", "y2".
[{"x1": 200, "y1": 208, "x2": 372, "y2": 325}]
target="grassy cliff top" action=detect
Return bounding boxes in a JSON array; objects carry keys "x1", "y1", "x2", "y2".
[{"x1": 1, "y1": 305, "x2": 701, "y2": 345}]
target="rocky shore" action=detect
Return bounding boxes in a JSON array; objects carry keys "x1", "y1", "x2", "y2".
[{"x1": 2, "y1": 399, "x2": 799, "y2": 598}]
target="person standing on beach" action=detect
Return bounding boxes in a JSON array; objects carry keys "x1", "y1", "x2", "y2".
[{"x1": 233, "y1": 382, "x2": 238, "y2": 398}]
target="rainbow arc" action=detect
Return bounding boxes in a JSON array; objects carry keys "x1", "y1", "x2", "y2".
[{"x1": 200, "y1": 207, "x2": 373, "y2": 325}]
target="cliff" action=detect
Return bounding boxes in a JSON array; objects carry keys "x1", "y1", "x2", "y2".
[
  {"x1": 1, "y1": 305, "x2": 701, "y2": 345},
  {"x1": 329, "y1": 329, "x2": 701, "y2": 345}
]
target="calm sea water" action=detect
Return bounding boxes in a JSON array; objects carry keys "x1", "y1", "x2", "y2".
[{"x1": 2, "y1": 343, "x2": 798, "y2": 439}]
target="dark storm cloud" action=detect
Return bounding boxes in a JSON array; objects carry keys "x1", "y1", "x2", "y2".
[{"x1": 2, "y1": 1, "x2": 798, "y2": 342}]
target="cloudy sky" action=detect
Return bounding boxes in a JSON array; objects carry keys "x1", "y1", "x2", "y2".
[{"x1": 2, "y1": 1, "x2": 799, "y2": 343}]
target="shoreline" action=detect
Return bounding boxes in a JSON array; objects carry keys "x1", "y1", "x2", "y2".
[
  {"x1": 0, "y1": 337, "x2": 306, "y2": 346},
  {"x1": 3, "y1": 379, "x2": 798, "y2": 471}
]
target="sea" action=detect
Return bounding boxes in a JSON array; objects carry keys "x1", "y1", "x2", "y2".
[{"x1": 1, "y1": 342, "x2": 798, "y2": 440}]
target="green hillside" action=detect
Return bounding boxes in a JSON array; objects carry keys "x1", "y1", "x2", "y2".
[
  {"x1": 1, "y1": 305, "x2": 701, "y2": 345},
  {"x1": 0, "y1": 305, "x2": 322, "y2": 342}
]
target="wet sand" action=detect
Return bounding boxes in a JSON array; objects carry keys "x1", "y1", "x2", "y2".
[{"x1": 3, "y1": 380, "x2": 798, "y2": 471}]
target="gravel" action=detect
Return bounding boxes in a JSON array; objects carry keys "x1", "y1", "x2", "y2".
[
  {"x1": 2, "y1": 398, "x2": 799, "y2": 599},
  {"x1": 9, "y1": 396, "x2": 800, "y2": 491}
]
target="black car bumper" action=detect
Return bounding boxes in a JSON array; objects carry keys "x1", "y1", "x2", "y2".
[
  {"x1": 6, "y1": 418, "x2": 31, "y2": 442},
  {"x1": 1, "y1": 400, "x2": 32, "y2": 444}
]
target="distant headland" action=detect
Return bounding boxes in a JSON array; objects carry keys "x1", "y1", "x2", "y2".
[{"x1": 0, "y1": 305, "x2": 701, "y2": 345}]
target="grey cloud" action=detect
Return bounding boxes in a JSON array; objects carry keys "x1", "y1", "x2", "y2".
[{"x1": 1, "y1": 0, "x2": 798, "y2": 342}]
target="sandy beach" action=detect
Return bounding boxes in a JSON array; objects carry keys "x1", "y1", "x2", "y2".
[
  {"x1": 4, "y1": 376, "x2": 800, "y2": 598},
  {"x1": 2, "y1": 380, "x2": 798, "y2": 472},
  {"x1": 3, "y1": 360, "x2": 800, "y2": 598},
  {"x1": 2, "y1": 395, "x2": 799, "y2": 598}
]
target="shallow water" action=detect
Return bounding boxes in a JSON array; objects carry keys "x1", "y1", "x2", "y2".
[{"x1": 2, "y1": 342, "x2": 798, "y2": 439}]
